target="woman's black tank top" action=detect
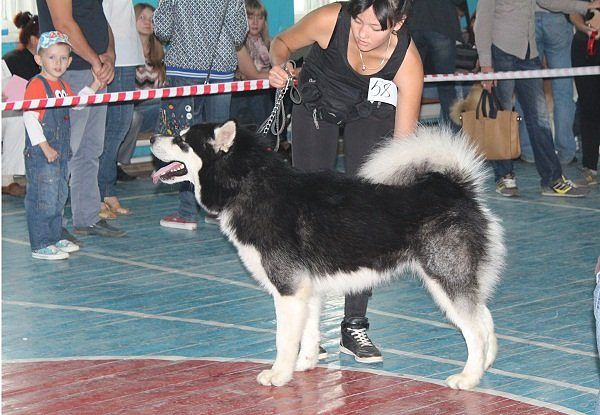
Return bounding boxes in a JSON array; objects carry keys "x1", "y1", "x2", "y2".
[{"x1": 298, "y1": 1, "x2": 410, "y2": 124}]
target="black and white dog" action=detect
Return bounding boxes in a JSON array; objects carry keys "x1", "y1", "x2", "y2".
[{"x1": 151, "y1": 121, "x2": 504, "y2": 390}]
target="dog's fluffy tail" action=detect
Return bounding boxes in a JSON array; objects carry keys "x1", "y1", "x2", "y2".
[{"x1": 358, "y1": 125, "x2": 488, "y2": 195}]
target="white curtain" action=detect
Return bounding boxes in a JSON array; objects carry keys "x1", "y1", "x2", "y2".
[{"x1": 294, "y1": 0, "x2": 336, "y2": 21}]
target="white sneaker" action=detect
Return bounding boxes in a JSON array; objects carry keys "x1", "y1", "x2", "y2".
[
  {"x1": 32, "y1": 245, "x2": 69, "y2": 260},
  {"x1": 55, "y1": 239, "x2": 80, "y2": 253}
]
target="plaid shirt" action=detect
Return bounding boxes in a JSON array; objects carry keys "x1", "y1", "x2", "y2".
[{"x1": 153, "y1": 0, "x2": 248, "y2": 81}]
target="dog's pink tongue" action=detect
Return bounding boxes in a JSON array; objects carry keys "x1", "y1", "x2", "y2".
[{"x1": 152, "y1": 162, "x2": 182, "y2": 184}]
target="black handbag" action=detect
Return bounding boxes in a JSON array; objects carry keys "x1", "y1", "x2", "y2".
[{"x1": 456, "y1": 43, "x2": 478, "y2": 72}]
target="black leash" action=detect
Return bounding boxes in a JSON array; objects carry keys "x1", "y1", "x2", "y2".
[{"x1": 257, "y1": 61, "x2": 301, "y2": 151}]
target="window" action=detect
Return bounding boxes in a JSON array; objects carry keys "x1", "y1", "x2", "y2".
[
  {"x1": 2, "y1": 0, "x2": 37, "y2": 40},
  {"x1": 294, "y1": 0, "x2": 335, "y2": 22}
]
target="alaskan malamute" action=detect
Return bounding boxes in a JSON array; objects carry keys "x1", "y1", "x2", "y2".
[{"x1": 151, "y1": 121, "x2": 504, "y2": 390}]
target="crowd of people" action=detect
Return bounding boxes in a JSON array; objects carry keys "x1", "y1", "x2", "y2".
[{"x1": 1, "y1": 0, "x2": 599, "y2": 375}]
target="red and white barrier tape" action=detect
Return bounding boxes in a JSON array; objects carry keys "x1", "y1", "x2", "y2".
[
  {"x1": 2, "y1": 66, "x2": 599, "y2": 112},
  {"x1": 1, "y1": 79, "x2": 270, "y2": 112}
]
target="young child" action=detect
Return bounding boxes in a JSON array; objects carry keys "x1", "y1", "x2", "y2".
[{"x1": 22, "y1": 31, "x2": 101, "y2": 260}]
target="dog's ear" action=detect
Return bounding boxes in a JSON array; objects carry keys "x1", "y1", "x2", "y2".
[
  {"x1": 211, "y1": 120, "x2": 236, "y2": 153},
  {"x1": 179, "y1": 127, "x2": 190, "y2": 138}
]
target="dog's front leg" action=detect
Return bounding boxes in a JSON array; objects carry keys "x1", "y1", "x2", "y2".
[{"x1": 257, "y1": 281, "x2": 312, "y2": 386}]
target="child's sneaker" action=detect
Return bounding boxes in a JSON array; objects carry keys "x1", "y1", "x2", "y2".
[
  {"x1": 541, "y1": 176, "x2": 588, "y2": 198},
  {"x1": 32, "y1": 245, "x2": 69, "y2": 260},
  {"x1": 55, "y1": 239, "x2": 80, "y2": 253}
]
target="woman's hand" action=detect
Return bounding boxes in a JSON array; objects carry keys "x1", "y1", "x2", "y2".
[{"x1": 268, "y1": 62, "x2": 295, "y2": 89}]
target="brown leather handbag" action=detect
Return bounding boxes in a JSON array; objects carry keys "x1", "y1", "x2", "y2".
[{"x1": 460, "y1": 89, "x2": 521, "y2": 160}]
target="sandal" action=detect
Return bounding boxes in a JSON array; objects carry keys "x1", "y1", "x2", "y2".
[
  {"x1": 104, "y1": 197, "x2": 132, "y2": 216},
  {"x1": 100, "y1": 202, "x2": 118, "y2": 220}
]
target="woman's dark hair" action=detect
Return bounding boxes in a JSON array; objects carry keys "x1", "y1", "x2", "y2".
[
  {"x1": 348, "y1": 0, "x2": 412, "y2": 30},
  {"x1": 13, "y1": 11, "x2": 39, "y2": 48}
]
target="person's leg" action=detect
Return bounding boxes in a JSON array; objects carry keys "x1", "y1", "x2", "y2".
[
  {"x1": 514, "y1": 100, "x2": 535, "y2": 162},
  {"x1": 192, "y1": 84, "x2": 232, "y2": 223},
  {"x1": 489, "y1": 45, "x2": 517, "y2": 184},
  {"x1": 425, "y1": 31, "x2": 459, "y2": 130},
  {"x1": 572, "y1": 37, "x2": 600, "y2": 171},
  {"x1": 118, "y1": 98, "x2": 161, "y2": 165},
  {"x1": 571, "y1": 36, "x2": 600, "y2": 183},
  {"x1": 24, "y1": 145, "x2": 60, "y2": 251},
  {"x1": 63, "y1": 69, "x2": 108, "y2": 228},
  {"x1": 336, "y1": 112, "x2": 394, "y2": 363},
  {"x1": 118, "y1": 109, "x2": 142, "y2": 166},
  {"x1": 98, "y1": 66, "x2": 136, "y2": 200},
  {"x1": 158, "y1": 76, "x2": 201, "y2": 228},
  {"x1": 512, "y1": 57, "x2": 562, "y2": 188},
  {"x1": 536, "y1": 12, "x2": 577, "y2": 164}
]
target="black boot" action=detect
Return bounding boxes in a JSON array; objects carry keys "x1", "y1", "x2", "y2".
[{"x1": 340, "y1": 317, "x2": 383, "y2": 363}]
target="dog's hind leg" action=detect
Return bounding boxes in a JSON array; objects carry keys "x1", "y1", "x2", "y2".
[
  {"x1": 296, "y1": 293, "x2": 321, "y2": 372},
  {"x1": 257, "y1": 278, "x2": 313, "y2": 387},
  {"x1": 422, "y1": 277, "x2": 488, "y2": 390}
]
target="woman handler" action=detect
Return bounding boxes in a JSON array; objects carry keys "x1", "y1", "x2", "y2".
[{"x1": 269, "y1": 0, "x2": 423, "y2": 363}]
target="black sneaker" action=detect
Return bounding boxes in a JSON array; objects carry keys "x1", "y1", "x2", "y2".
[
  {"x1": 339, "y1": 317, "x2": 383, "y2": 363},
  {"x1": 74, "y1": 219, "x2": 127, "y2": 237}
]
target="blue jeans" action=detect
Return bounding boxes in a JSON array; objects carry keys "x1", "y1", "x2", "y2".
[
  {"x1": 520, "y1": 13, "x2": 577, "y2": 163},
  {"x1": 491, "y1": 45, "x2": 563, "y2": 187},
  {"x1": 411, "y1": 30, "x2": 459, "y2": 130},
  {"x1": 158, "y1": 76, "x2": 231, "y2": 221},
  {"x1": 118, "y1": 98, "x2": 161, "y2": 165},
  {"x1": 24, "y1": 136, "x2": 70, "y2": 251},
  {"x1": 98, "y1": 66, "x2": 136, "y2": 199},
  {"x1": 230, "y1": 89, "x2": 272, "y2": 128}
]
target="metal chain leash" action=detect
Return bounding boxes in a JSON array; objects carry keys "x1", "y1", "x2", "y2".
[{"x1": 257, "y1": 61, "x2": 302, "y2": 152}]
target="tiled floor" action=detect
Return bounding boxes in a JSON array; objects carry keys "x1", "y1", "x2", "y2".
[{"x1": 2, "y1": 159, "x2": 599, "y2": 414}]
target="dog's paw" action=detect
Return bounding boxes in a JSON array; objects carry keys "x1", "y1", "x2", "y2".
[
  {"x1": 446, "y1": 372, "x2": 480, "y2": 390},
  {"x1": 295, "y1": 353, "x2": 318, "y2": 372},
  {"x1": 257, "y1": 369, "x2": 293, "y2": 386}
]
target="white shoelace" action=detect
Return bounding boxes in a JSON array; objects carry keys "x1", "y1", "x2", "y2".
[{"x1": 347, "y1": 328, "x2": 374, "y2": 347}]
